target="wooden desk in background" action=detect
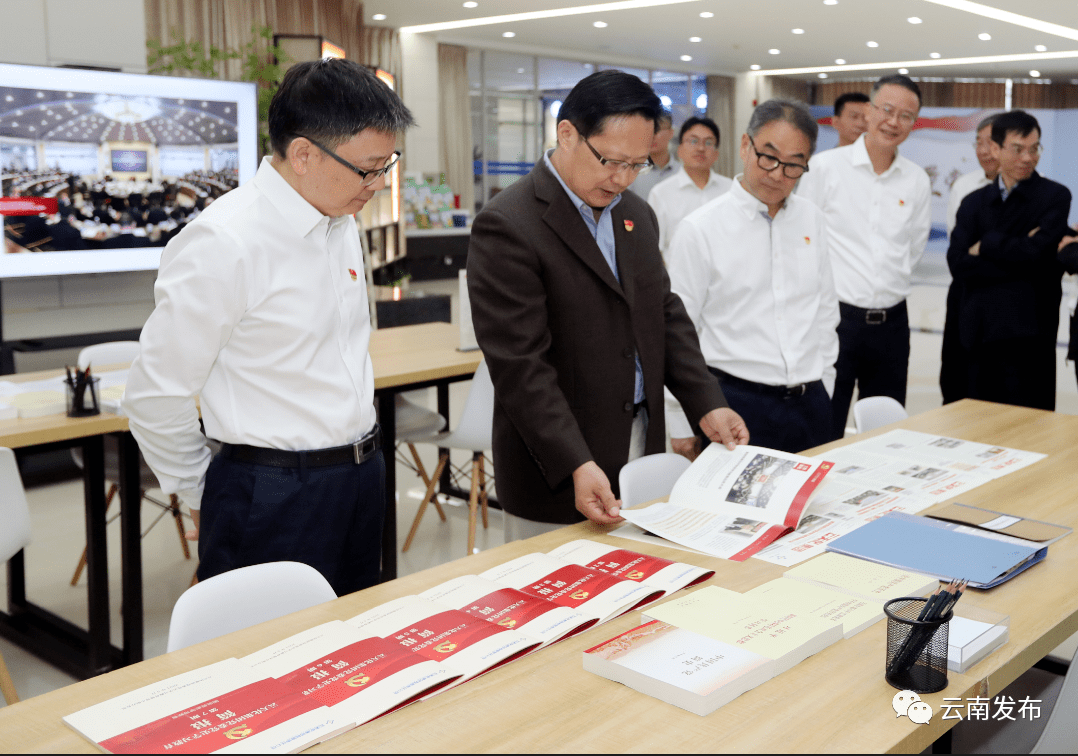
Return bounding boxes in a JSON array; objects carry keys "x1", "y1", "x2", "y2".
[{"x1": 2, "y1": 400, "x2": 1076, "y2": 753}]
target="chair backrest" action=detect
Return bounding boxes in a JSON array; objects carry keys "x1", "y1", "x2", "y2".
[
  {"x1": 853, "y1": 396, "x2": 909, "y2": 434},
  {"x1": 442, "y1": 360, "x2": 494, "y2": 452},
  {"x1": 0, "y1": 448, "x2": 31, "y2": 564},
  {"x1": 618, "y1": 453, "x2": 691, "y2": 509},
  {"x1": 1033, "y1": 640, "x2": 1078, "y2": 753},
  {"x1": 166, "y1": 561, "x2": 337, "y2": 652},
  {"x1": 77, "y1": 341, "x2": 141, "y2": 370}
]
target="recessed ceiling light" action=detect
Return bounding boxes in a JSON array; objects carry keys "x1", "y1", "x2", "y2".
[
  {"x1": 750, "y1": 64, "x2": 761, "y2": 70},
  {"x1": 517, "y1": 67, "x2": 525, "y2": 73},
  {"x1": 463, "y1": 1, "x2": 478, "y2": 6},
  {"x1": 1035, "y1": 44, "x2": 1048, "y2": 51},
  {"x1": 372, "y1": 13, "x2": 386, "y2": 20},
  {"x1": 824, "y1": 0, "x2": 837, "y2": 4},
  {"x1": 1030, "y1": 69, "x2": 1041, "y2": 77},
  {"x1": 689, "y1": 36, "x2": 701, "y2": 42},
  {"x1": 835, "y1": 58, "x2": 846, "y2": 64},
  {"x1": 866, "y1": 41, "x2": 879, "y2": 48},
  {"x1": 818, "y1": 73, "x2": 828, "y2": 78},
  {"x1": 700, "y1": 11, "x2": 714, "y2": 18},
  {"x1": 899, "y1": 68, "x2": 909, "y2": 74},
  {"x1": 978, "y1": 32, "x2": 991, "y2": 40},
  {"x1": 593, "y1": 20, "x2": 607, "y2": 27},
  {"x1": 792, "y1": 28, "x2": 805, "y2": 34},
  {"x1": 930, "y1": 52, "x2": 941, "y2": 58},
  {"x1": 769, "y1": 48, "x2": 781, "y2": 54},
  {"x1": 680, "y1": 54, "x2": 693, "y2": 61},
  {"x1": 908, "y1": 17, "x2": 923, "y2": 24},
  {"x1": 502, "y1": 31, "x2": 515, "y2": 37}
]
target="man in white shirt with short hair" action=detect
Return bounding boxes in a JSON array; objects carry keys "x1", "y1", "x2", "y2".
[
  {"x1": 123, "y1": 59, "x2": 414, "y2": 595},
  {"x1": 627, "y1": 113, "x2": 677, "y2": 199},
  {"x1": 647, "y1": 116, "x2": 732, "y2": 255},
  {"x1": 666, "y1": 99, "x2": 839, "y2": 457},
  {"x1": 797, "y1": 74, "x2": 931, "y2": 440},
  {"x1": 946, "y1": 114, "x2": 999, "y2": 236}
]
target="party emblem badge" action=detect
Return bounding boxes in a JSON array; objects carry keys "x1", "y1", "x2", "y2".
[
  {"x1": 348, "y1": 268, "x2": 358, "y2": 281},
  {"x1": 570, "y1": 590, "x2": 590, "y2": 600},
  {"x1": 627, "y1": 570, "x2": 645, "y2": 580},
  {"x1": 225, "y1": 726, "x2": 253, "y2": 740},
  {"x1": 624, "y1": 219, "x2": 634, "y2": 232},
  {"x1": 804, "y1": 236, "x2": 811, "y2": 244},
  {"x1": 434, "y1": 642, "x2": 458, "y2": 653},
  {"x1": 898, "y1": 199, "x2": 906, "y2": 206},
  {"x1": 346, "y1": 674, "x2": 371, "y2": 687}
]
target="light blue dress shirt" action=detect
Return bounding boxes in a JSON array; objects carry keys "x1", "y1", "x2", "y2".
[{"x1": 543, "y1": 150, "x2": 645, "y2": 404}]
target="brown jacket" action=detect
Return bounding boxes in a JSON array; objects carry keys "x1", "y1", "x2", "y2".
[{"x1": 467, "y1": 159, "x2": 726, "y2": 523}]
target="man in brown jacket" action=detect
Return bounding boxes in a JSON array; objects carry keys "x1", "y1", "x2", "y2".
[{"x1": 468, "y1": 70, "x2": 748, "y2": 537}]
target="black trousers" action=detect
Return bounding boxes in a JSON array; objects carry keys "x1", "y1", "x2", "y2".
[
  {"x1": 703, "y1": 369, "x2": 832, "y2": 454},
  {"x1": 831, "y1": 301, "x2": 910, "y2": 440},
  {"x1": 968, "y1": 338, "x2": 1056, "y2": 411},
  {"x1": 939, "y1": 285, "x2": 968, "y2": 405},
  {"x1": 197, "y1": 449, "x2": 386, "y2": 596}
]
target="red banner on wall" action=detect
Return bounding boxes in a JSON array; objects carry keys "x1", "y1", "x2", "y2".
[{"x1": 0, "y1": 197, "x2": 58, "y2": 216}]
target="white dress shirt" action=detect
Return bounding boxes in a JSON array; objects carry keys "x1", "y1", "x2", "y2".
[
  {"x1": 664, "y1": 177, "x2": 840, "y2": 437},
  {"x1": 796, "y1": 134, "x2": 931, "y2": 309},
  {"x1": 947, "y1": 169, "x2": 993, "y2": 235},
  {"x1": 123, "y1": 157, "x2": 376, "y2": 509},
  {"x1": 647, "y1": 167, "x2": 733, "y2": 254},
  {"x1": 627, "y1": 157, "x2": 680, "y2": 199}
]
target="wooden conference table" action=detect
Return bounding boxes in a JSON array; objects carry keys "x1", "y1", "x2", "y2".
[
  {"x1": 0, "y1": 322, "x2": 481, "y2": 679},
  {"x1": 2, "y1": 399, "x2": 1076, "y2": 753}
]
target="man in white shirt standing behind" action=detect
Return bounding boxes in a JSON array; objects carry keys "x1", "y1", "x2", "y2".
[
  {"x1": 647, "y1": 116, "x2": 733, "y2": 255},
  {"x1": 666, "y1": 99, "x2": 839, "y2": 456},
  {"x1": 123, "y1": 60, "x2": 414, "y2": 595},
  {"x1": 627, "y1": 113, "x2": 677, "y2": 199},
  {"x1": 945, "y1": 114, "x2": 999, "y2": 235},
  {"x1": 798, "y1": 74, "x2": 930, "y2": 440}
]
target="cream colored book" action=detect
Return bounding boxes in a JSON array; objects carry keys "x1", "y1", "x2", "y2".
[
  {"x1": 782, "y1": 552, "x2": 937, "y2": 602},
  {"x1": 9, "y1": 390, "x2": 66, "y2": 418},
  {"x1": 642, "y1": 586, "x2": 843, "y2": 674},
  {"x1": 744, "y1": 579, "x2": 883, "y2": 639}
]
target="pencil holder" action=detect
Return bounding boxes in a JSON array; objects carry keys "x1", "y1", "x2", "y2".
[
  {"x1": 884, "y1": 597, "x2": 951, "y2": 694},
  {"x1": 66, "y1": 376, "x2": 100, "y2": 417}
]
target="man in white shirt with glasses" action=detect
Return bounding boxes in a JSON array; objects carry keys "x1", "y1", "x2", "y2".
[
  {"x1": 124, "y1": 59, "x2": 413, "y2": 595},
  {"x1": 798, "y1": 74, "x2": 931, "y2": 439},
  {"x1": 666, "y1": 99, "x2": 839, "y2": 457}
]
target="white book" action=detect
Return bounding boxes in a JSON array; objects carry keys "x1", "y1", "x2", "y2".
[
  {"x1": 419, "y1": 575, "x2": 597, "y2": 648},
  {"x1": 63, "y1": 657, "x2": 344, "y2": 754},
  {"x1": 583, "y1": 620, "x2": 775, "y2": 716},
  {"x1": 478, "y1": 552, "x2": 662, "y2": 625},
  {"x1": 241, "y1": 621, "x2": 459, "y2": 726},
  {"x1": 0, "y1": 402, "x2": 16, "y2": 420},
  {"x1": 345, "y1": 595, "x2": 537, "y2": 693},
  {"x1": 548, "y1": 539, "x2": 713, "y2": 598}
]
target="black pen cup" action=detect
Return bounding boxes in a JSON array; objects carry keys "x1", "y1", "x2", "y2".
[
  {"x1": 884, "y1": 597, "x2": 950, "y2": 694},
  {"x1": 66, "y1": 376, "x2": 101, "y2": 417}
]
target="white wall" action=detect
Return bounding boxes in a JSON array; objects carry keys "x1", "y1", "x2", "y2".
[
  {"x1": 399, "y1": 32, "x2": 440, "y2": 176},
  {"x1": 0, "y1": 0, "x2": 151, "y2": 370}
]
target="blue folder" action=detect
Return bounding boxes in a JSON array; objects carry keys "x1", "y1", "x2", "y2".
[{"x1": 826, "y1": 512, "x2": 1045, "y2": 589}]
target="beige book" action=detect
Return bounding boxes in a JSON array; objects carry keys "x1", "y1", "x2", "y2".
[
  {"x1": 745, "y1": 579, "x2": 883, "y2": 639},
  {"x1": 642, "y1": 586, "x2": 842, "y2": 674},
  {"x1": 9, "y1": 390, "x2": 66, "y2": 418},
  {"x1": 782, "y1": 552, "x2": 937, "y2": 601}
]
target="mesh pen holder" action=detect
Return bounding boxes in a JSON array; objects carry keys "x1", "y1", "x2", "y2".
[
  {"x1": 65, "y1": 376, "x2": 100, "y2": 417},
  {"x1": 884, "y1": 597, "x2": 951, "y2": 694}
]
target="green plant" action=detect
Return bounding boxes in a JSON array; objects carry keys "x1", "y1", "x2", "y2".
[{"x1": 146, "y1": 24, "x2": 288, "y2": 153}]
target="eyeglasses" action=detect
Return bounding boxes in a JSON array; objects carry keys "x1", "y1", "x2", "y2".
[
  {"x1": 747, "y1": 136, "x2": 809, "y2": 179},
  {"x1": 872, "y1": 103, "x2": 918, "y2": 127},
  {"x1": 684, "y1": 137, "x2": 718, "y2": 149},
  {"x1": 1002, "y1": 142, "x2": 1043, "y2": 158},
  {"x1": 581, "y1": 135, "x2": 653, "y2": 175},
  {"x1": 298, "y1": 135, "x2": 401, "y2": 186}
]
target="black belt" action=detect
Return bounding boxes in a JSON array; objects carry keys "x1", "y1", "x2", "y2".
[
  {"x1": 839, "y1": 300, "x2": 906, "y2": 325},
  {"x1": 710, "y1": 368, "x2": 813, "y2": 399},
  {"x1": 220, "y1": 424, "x2": 381, "y2": 468}
]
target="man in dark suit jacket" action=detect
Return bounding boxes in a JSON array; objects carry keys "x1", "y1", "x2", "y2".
[
  {"x1": 1059, "y1": 229, "x2": 1078, "y2": 389},
  {"x1": 943, "y1": 110, "x2": 1071, "y2": 410},
  {"x1": 468, "y1": 71, "x2": 748, "y2": 533}
]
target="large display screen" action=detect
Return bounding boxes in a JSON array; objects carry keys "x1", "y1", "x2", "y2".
[{"x1": 0, "y1": 63, "x2": 257, "y2": 278}]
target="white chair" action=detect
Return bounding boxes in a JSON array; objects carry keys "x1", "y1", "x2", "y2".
[
  {"x1": 70, "y1": 341, "x2": 192, "y2": 585},
  {"x1": 403, "y1": 360, "x2": 493, "y2": 556},
  {"x1": 394, "y1": 393, "x2": 448, "y2": 525},
  {"x1": 1032, "y1": 641, "x2": 1078, "y2": 752},
  {"x1": 166, "y1": 561, "x2": 337, "y2": 652},
  {"x1": 853, "y1": 396, "x2": 909, "y2": 434},
  {"x1": 618, "y1": 453, "x2": 691, "y2": 509},
  {"x1": 0, "y1": 447, "x2": 31, "y2": 705}
]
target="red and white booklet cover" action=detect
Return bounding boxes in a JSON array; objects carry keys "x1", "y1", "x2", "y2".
[
  {"x1": 63, "y1": 658, "x2": 345, "y2": 754},
  {"x1": 478, "y1": 553, "x2": 663, "y2": 625},
  {"x1": 420, "y1": 574, "x2": 598, "y2": 649},
  {"x1": 345, "y1": 595, "x2": 537, "y2": 692},
  {"x1": 240, "y1": 621, "x2": 459, "y2": 727},
  {"x1": 548, "y1": 539, "x2": 714, "y2": 598}
]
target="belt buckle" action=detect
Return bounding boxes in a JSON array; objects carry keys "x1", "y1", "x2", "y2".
[
  {"x1": 352, "y1": 425, "x2": 380, "y2": 464},
  {"x1": 786, "y1": 383, "x2": 807, "y2": 398},
  {"x1": 866, "y1": 309, "x2": 886, "y2": 325}
]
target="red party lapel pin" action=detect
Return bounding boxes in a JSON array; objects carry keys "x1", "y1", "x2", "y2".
[
  {"x1": 624, "y1": 219, "x2": 634, "y2": 232},
  {"x1": 348, "y1": 268, "x2": 358, "y2": 281}
]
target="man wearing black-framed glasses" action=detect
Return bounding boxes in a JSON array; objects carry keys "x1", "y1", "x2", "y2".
[{"x1": 124, "y1": 59, "x2": 414, "y2": 596}]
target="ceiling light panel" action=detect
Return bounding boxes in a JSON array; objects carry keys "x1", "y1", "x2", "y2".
[{"x1": 400, "y1": 0, "x2": 708, "y2": 33}]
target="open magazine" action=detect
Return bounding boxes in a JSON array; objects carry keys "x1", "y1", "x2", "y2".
[{"x1": 620, "y1": 444, "x2": 833, "y2": 561}]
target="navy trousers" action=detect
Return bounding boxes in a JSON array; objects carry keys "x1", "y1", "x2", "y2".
[{"x1": 196, "y1": 449, "x2": 386, "y2": 596}]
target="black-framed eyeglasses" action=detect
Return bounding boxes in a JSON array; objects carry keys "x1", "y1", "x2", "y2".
[
  {"x1": 748, "y1": 136, "x2": 809, "y2": 179},
  {"x1": 298, "y1": 135, "x2": 401, "y2": 187},
  {"x1": 581, "y1": 135, "x2": 653, "y2": 176}
]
